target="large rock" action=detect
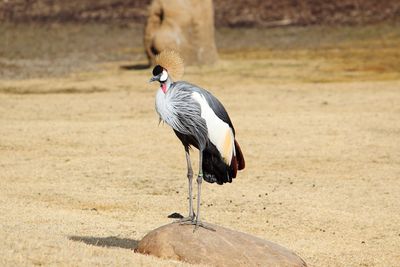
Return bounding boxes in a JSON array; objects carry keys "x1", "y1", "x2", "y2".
[
  {"x1": 136, "y1": 222, "x2": 307, "y2": 266},
  {"x1": 143, "y1": 0, "x2": 218, "y2": 66}
]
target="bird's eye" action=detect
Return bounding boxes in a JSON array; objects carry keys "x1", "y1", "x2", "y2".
[{"x1": 152, "y1": 65, "x2": 163, "y2": 76}]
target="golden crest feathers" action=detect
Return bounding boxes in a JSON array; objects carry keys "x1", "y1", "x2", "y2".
[{"x1": 155, "y1": 50, "x2": 184, "y2": 81}]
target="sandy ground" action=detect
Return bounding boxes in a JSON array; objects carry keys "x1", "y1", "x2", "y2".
[{"x1": 1, "y1": 24, "x2": 400, "y2": 266}]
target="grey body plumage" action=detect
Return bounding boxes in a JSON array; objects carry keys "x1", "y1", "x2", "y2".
[{"x1": 156, "y1": 81, "x2": 209, "y2": 149}]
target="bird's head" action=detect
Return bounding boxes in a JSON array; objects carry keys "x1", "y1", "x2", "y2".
[
  {"x1": 149, "y1": 50, "x2": 184, "y2": 94},
  {"x1": 150, "y1": 65, "x2": 169, "y2": 83},
  {"x1": 150, "y1": 65, "x2": 170, "y2": 93}
]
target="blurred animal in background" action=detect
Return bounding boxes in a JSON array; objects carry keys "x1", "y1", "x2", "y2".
[
  {"x1": 150, "y1": 50, "x2": 245, "y2": 230},
  {"x1": 144, "y1": 0, "x2": 218, "y2": 66}
]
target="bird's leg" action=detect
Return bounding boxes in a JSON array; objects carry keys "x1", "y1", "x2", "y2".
[
  {"x1": 194, "y1": 151, "x2": 215, "y2": 231},
  {"x1": 178, "y1": 148, "x2": 195, "y2": 223},
  {"x1": 194, "y1": 169, "x2": 203, "y2": 228},
  {"x1": 181, "y1": 150, "x2": 215, "y2": 231},
  {"x1": 186, "y1": 149, "x2": 195, "y2": 219}
]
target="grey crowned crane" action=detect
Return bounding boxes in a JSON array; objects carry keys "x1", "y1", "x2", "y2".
[{"x1": 150, "y1": 50, "x2": 245, "y2": 230}]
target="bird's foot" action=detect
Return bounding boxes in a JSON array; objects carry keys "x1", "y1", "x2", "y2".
[
  {"x1": 194, "y1": 220, "x2": 215, "y2": 232},
  {"x1": 176, "y1": 216, "x2": 195, "y2": 223},
  {"x1": 180, "y1": 219, "x2": 216, "y2": 232}
]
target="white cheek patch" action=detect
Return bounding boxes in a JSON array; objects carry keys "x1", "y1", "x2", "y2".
[
  {"x1": 160, "y1": 70, "x2": 168, "y2": 82},
  {"x1": 192, "y1": 92, "x2": 235, "y2": 164}
]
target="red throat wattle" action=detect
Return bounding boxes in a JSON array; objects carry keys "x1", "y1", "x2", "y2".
[{"x1": 161, "y1": 83, "x2": 167, "y2": 93}]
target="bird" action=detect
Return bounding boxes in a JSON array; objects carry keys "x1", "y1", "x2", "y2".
[{"x1": 149, "y1": 50, "x2": 245, "y2": 230}]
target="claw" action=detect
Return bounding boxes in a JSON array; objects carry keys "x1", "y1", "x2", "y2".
[
  {"x1": 177, "y1": 216, "x2": 195, "y2": 224},
  {"x1": 179, "y1": 219, "x2": 215, "y2": 232},
  {"x1": 194, "y1": 220, "x2": 216, "y2": 232}
]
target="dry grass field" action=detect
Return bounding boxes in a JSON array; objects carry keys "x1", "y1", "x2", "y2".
[{"x1": 1, "y1": 23, "x2": 400, "y2": 266}]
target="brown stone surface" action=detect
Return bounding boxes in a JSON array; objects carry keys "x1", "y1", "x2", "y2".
[
  {"x1": 136, "y1": 222, "x2": 307, "y2": 267},
  {"x1": 143, "y1": 0, "x2": 218, "y2": 65}
]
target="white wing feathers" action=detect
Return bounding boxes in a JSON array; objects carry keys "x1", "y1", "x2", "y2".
[{"x1": 191, "y1": 92, "x2": 236, "y2": 164}]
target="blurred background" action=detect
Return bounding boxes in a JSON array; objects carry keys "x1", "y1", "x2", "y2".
[
  {"x1": 1, "y1": 0, "x2": 399, "y2": 80},
  {"x1": 1, "y1": 0, "x2": 400, "y2": 26}
]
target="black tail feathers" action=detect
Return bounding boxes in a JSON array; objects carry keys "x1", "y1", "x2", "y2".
[
  {"x1": 202, "y1": 149, "x2": 233, "y2": 185},
  {"x1": 202, "y1": 140, "x2": 245, "y2": 185}
]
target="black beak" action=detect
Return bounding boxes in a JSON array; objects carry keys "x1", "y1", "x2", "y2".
[{"x1": 149, "y1": 74, "x2": 161, "y2": 83}]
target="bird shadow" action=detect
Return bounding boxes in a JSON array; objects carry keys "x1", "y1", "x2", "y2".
[
  {"x1": 119, "y1": 63, "x2": 150, "y2": 70},
  {"x1": 69, "y1": 235, "x2": 139, "y2": 250}
]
